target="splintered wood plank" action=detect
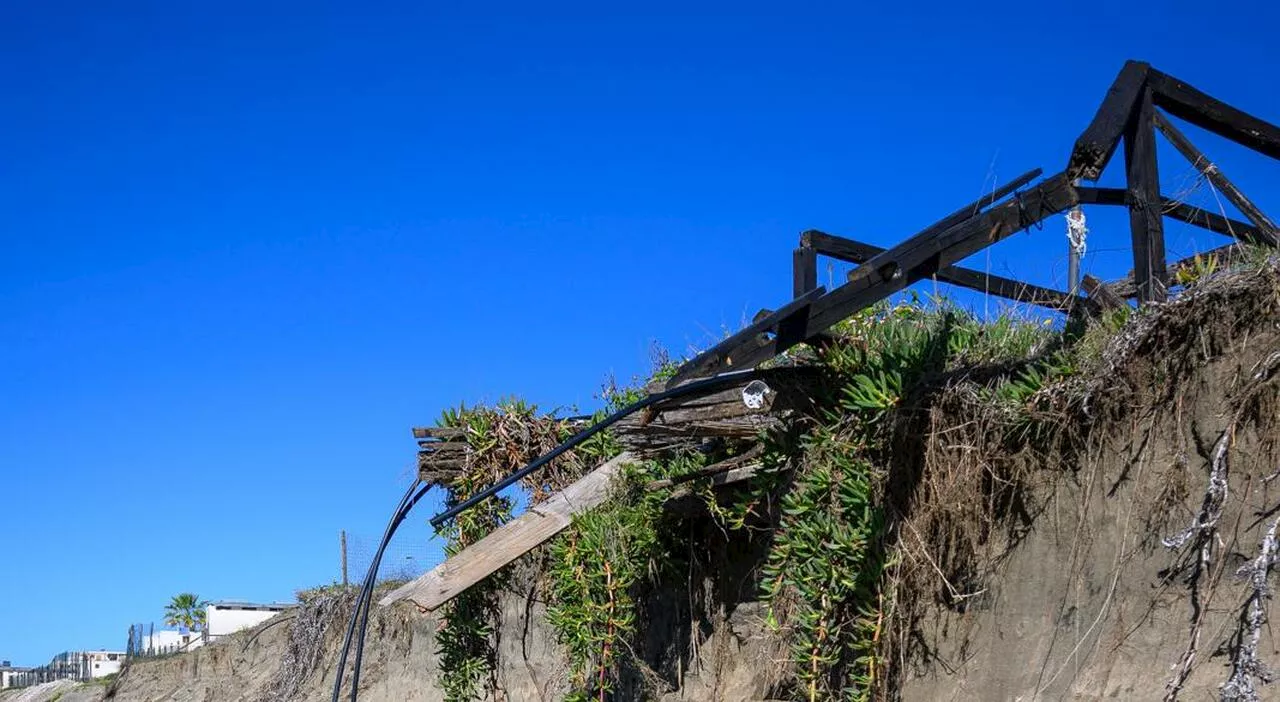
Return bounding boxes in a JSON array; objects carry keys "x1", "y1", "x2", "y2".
[
  {"x1": 1123, "y1": 87, "x2": 1168, "y2": 303},
  {"x1": 1153, "y1": 111, "x2": 1279, "y2": 246},
  {"x1": 1069, "y1": 61, "x2": 1151, "y2": 181},
  {"x1": 1149, "y1": 69, "x2": 1280, "y2": 162},
  {"x1": 380, "y1": 452, "x2": 636, "y2": 611}
]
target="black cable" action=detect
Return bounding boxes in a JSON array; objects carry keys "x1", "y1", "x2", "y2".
[
  {"x1": 349, "y1": 484, "x2": 431, "y2": 700},
  {"x1": 331, "y1": 480, "x2": 424, "y2": 702},
  {"x1": 334, "y1": 366, "x2": 763, "y2": 700},
  {"x1": 429, "y1": 367, "x2": 759, "y2": 528}
]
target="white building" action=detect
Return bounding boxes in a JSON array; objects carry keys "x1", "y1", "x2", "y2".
[
  {"x1": 144, "y1": 629, "x2": 204, "y2": 654},
  {"x1": 1, "y1": 663, "x2": 32, "y2": 689},
  {"x1": 206, "y1": 601, "x2": 293, "y2": 638},
  {"x1": 50, "y1": 650, "x2": 124, "y2": 679}
]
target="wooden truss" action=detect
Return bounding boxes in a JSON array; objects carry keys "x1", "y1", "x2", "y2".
[
  {"x1": 384, "y1": 61, "x2": 1279, "y2": 612},
  {"x1": 670, "y1": 60, "x2": 1279, "y2": 389}
]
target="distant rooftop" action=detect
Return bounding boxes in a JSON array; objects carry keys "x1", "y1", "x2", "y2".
[{"x1": 210, "y1": 600, "x2": 296, "y2": 610}]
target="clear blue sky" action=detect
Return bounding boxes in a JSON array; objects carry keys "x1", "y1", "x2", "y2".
[{"x1": 2, "y1": 1, "x2": 1278, "y2": 666}]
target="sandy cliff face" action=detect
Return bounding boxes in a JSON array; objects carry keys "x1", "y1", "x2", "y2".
[{"x1": 29, "y1": 263, "x2": 1280, "y2": 702}]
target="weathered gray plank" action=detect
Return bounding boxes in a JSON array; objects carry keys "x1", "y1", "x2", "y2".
[{"x1": 380, "y1": 452, "x2": 637, "y2": 611}]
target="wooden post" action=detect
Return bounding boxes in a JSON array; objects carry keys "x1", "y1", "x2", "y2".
[
  {"x1": 793, "y1": 245, "x2": 817, "y2": 297},
  {"x1": 1123, "y1": 88, "x2": 1168, "y2": 303},
  {"x1": 340, "y1": 530, "x2": 348, "y2": 587}
]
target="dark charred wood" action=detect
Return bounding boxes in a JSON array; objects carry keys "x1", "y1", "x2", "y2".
[
  {"x1": 1074, "y1": 186, "x2": 1127, "y2": 206},
  {"x1": 841, "y1": 169, "x2": 1043, "y2": 286},
  {"x1": 664, "y1": 287, "x2": 825, "y2": 387},
  {"x1": 1068, "y1": 61, "x2": 1151, "y2": 181},
  {"x1": 800, "y1": 173, "x2": 1080, "y2": 338},
  {"x1": 1163, "y1": 201, "x2": 1274, "y2": 246},
  {"x1": 793, "y1": 246, "x2": 818, "y2": 297},
  {"x1": 1124, "y1": 87, "x2": 1168, "y2": 303},
  {"x1": 1076, "y1": 187, "x2": 1272, "y2": 247},
  {"x1": 1149, "y1": 69, "x2": 1280, "y2": 162},
  {"x1": 804, "y1": 230, "x2": 1094, "y2": 314},
  {"x1": 691, "y1": 174, "x2": 1078, "y2": 378},
  {"x1": 1153, "y1": 111, "x2": 1279, "y2": 246},
  {"x1": 1108, "y1": 243, "x2": 1251, "y2": 298}
]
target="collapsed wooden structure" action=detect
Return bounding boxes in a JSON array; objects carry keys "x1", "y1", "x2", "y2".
[{"x1": 383, "y1": 60, "x2": 1280, "y2": 611}]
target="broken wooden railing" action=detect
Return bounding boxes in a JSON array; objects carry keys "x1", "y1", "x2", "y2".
[{"x1": 384, "y1": 60, "x2": 1280, "y2": 613}]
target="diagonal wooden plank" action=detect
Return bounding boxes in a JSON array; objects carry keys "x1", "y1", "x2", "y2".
[
  {"x1": 1153, "y1": 111, "x2": 1279, "y2": 246},
  {"x1": 664, "y1": 287, "x2": 824, "y2": 388},
  {"x1": 846, "y1": 169, "x2": 1042, "y2": 286},
  {"x1": 722, "y1": 173, "x2": 1079, "y2": 374},
  {"x1": 1163, "y1": 201, "x2": 1274, "y2": 247},
  {"x1": 1068, "y1": 60, "x2": 1150, "y2": 182},
  {"x1": 1149, "y1": 69, "x2": 1280, "y2": 162},
  {"x1": 1075, "y1": 186, "x2": 1272, "y2": 247},
  {"x1": 379, "y1": 452, "x2": 636, "y2": 611},
  {"x1": 803, "y1": 231, "x2": 1093, "y2": 313}
]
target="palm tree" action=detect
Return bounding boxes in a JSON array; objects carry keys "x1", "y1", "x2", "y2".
[{"x1": 163, "y1": 593, "x2": 209, "y2": 632}]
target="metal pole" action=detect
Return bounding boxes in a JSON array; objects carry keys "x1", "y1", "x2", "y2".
[
  {"x1": 1068, "y1": 178, "x2": 1082, "y2": 297},
  {"x1": 340, "y1": 530, "x2": 348, "y2": 587}
]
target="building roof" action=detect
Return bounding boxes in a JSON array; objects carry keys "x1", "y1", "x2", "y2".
[{"x1": 210, "y1": 600, "x2": 296, "y2": 610}]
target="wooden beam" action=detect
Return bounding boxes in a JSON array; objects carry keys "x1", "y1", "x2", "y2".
[
  {"x1": 1068, "y1": 61, "x2": 1150, "y2": 181},
  {"x1": 804, "y1": 173, "x2": 1079, "y2": 338},
  {"x1": 1163, "y1": 201, "x2": 1274, "y2": 247},
  {"x1": 1073, "y1": 186, "x2": 1127, "y2": 206},
  {"x1": 664, "y1": 287, "x2": 824, "y2": 388},
  {"x1": 700, "y1": 173, "x2": 1078, "y2": 376},
  {"x1": 1108, "y1": 243, "x2": 1250, "y2": 298},
  {"x1": 1081, "y1": 275, "x2": 1127, "y2": 310},
  {"x1": 1149, "y1": 69, "x2": 1280, "y2": 163},
  {"x1": 1152, "y1": 111, "x2": 1279, "y2": 246},
  {"x1": 804, "y1": 230, "x2": 1092, "y2": 313},
  {"x1": 1075, "y1": 186, "x2": 1271, "y2": 247},
  {"x1": 1123, "y1": 88, "x2": 1168, "y2": 303},
  {"x1": 380, "y1": 452, "x2": 636, "y2": 611},
  {"x1": 846, "y1": 169, "x2": 1042, "y2": 288},
  {"x1": 645, "y1": 446, "x2": 765, "y2": 490},
  {"x1": 793, "y1": 245, "x2": 817, "y2": 297}
]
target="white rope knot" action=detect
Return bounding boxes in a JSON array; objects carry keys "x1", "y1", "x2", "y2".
[{"x1": 1066, "y1": 206, "x2": 1088, "y2": 256}]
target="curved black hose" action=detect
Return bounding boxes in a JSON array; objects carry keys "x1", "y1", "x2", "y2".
[
  {"x1": 331, "y1": 480, "x2": 424, "y2": 702},
  {"x1": 349, "y1": 484, "x2": 431, "y2": 700},
  {"x1": 334, "y1": 366, "x2": 763, "y2": 700},
  {"x1": 429, "y1": 367, "x2": 758, "y2": 527}
]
